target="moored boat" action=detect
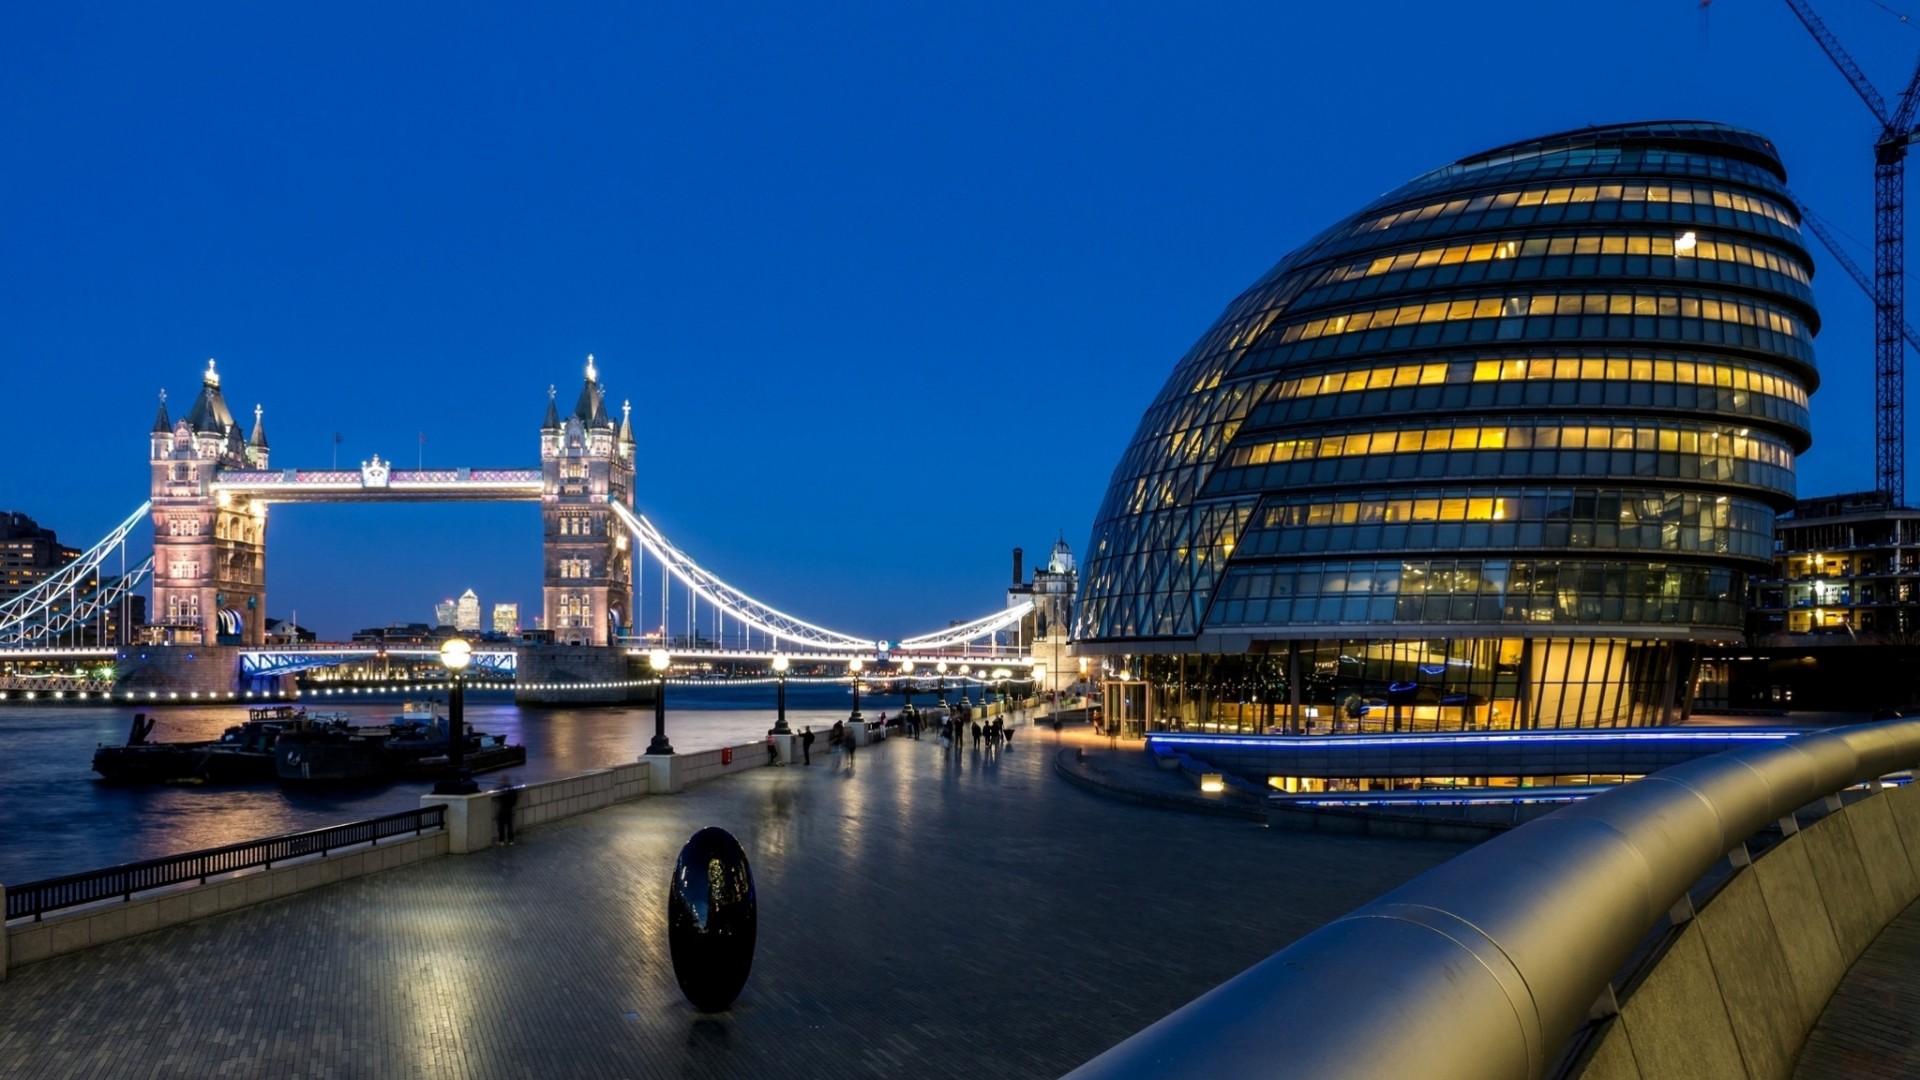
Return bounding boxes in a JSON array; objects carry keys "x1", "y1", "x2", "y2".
[
  {"x1": 273, "y1": 711, "x2": 526, "y2": 787},
  {"x1": 92, "y1": 706, "x2": 312, "y2": 785}
]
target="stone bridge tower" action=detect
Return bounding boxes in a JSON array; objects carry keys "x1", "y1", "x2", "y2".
[
  {"x1": 149, "y1": 360, "x2": 269, "y2": 646},
  {"x1": 541, "y1": 356, "x2": 635, "y2": 645}
]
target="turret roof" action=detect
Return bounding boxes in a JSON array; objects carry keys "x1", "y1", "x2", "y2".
[
  {"x1": 542, "y1": 385, "x2": 561, "y2": 430},
  {"x1": 151, "y1": 391, "x2": 172, "y2": 434},
  {"x1": 183, "y1": 360, "x2": 237, "y2": 434},
  {"x1": 249, "y1": 404, "x2": 269, "y2": 448},
  {"x1": 573, "y1": 355, "x2": 613, "y2": 428}
]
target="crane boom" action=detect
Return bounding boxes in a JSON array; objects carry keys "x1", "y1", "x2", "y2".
[
  {"x1": 1798, "y1": 202, "x2": 1920, "y2": 355},
  {"x1": 1785, "y1": 0, "x2": 1892, "y2": 125}
]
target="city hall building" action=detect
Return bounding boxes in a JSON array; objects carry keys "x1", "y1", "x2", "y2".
[{"x1": 1074, "y1": 122, "x2": 1818, "y2": 735}]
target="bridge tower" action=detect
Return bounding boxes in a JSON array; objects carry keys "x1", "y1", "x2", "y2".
[
  {"x1": 540, "y1": 356, "x2": 634, "y2": 645},
  {"x1": 148, "y1": 361, "x2": 269, "y2": 646}
]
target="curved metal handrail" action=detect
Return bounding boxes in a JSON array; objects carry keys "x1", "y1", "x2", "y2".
[{"x1": 1062, "y1": 718, "x2": 1920, "y2": 1080}]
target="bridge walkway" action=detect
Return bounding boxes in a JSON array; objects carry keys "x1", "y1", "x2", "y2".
[
  {"x1": 0, "y1": 724, "x2": 1460, "y2": 1078},
  {"x1": 1795, "y1": 895, "x2": 1920, "y2": 1079}
]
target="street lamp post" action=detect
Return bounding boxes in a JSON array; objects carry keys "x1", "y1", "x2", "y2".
[
  {"x1": 959, "y1": 664, "x2": 972, "y2": 706},
  {"x1": 771, "y1": 655, "x2": 790, "y2": 734},
  {"x1": 899, "y1": 660, "x2": 915, "y2": 717},
  {"x1": 848, "y1": 657, "x2": 864, "y2": 722},
  {"x1": 647, "y1": 648, "x2": 675, "y2": 755},
  {"x1": 1032, "y1": 663, "x2": 1048, "y2": 730},
  {"x1": 935, "y1": 661, "x2": 949, "y2": 708},
  {"x1": 433, "y1": 638, "x2": 478, "y2": 795}
]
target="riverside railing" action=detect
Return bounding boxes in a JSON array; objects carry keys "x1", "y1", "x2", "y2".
[
  {"x1": 4, "y1": 805, "x2": 447, "y2": 923},
  {"x1": 1062, "y1": 718, "x2": 1920, "y2": 1080}
]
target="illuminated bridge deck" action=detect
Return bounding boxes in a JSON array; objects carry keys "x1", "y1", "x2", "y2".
[{"x1": 0, "y1": 728, "x2": 1460, "y2": 1078}]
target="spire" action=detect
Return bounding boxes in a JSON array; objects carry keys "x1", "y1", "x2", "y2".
[
  {"x1": 542, "y1": 384, "x2": 561, "y2": 429},
  {"x1": 249, "y1": 404, "x2": 269, "y2": 448},
  {"x1": 151, "y1": 389, "x2": 171, "y2": 434},
  {"x1": 572, "y1": 355, "x2": 611, "y2": 428},
  {"x1": 619, "y1": 399, "x2": 633, "y2": 442},
  {"x1": 184, "y1": 359, "x2": 237, "y2": 434}
]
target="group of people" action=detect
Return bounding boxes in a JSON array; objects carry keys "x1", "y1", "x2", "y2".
[{"x1": 936, "y1": 706, "x2": 1014, "y2": 751}]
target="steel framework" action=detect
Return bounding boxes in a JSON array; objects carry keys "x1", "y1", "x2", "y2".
[
  {"x1": 1787, "y1": 0, "x2": 1920, "y2": 504},
  {"x1": 0, "y1": 502, "x2": 153, "y2": 646}
]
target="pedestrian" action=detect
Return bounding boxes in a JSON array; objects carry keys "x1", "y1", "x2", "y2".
[
  {"x1": 845, "y1": 726, "x2": 857, "y2": 763},
  {"x1": 802, "y1": 726, "x2": 815, "y2": 765},
  {"x1": 766, "y1": 731, "x2": 780, "y2": 766},
  {"x1": 971, "y1": 720, "x2": 982, "y2": 745},
  {"x1": 1004, "y1": 722, "x2": 1014, "y2": 749},
  {"x1": 494, "y1": 774, "x2": 519, "y2": 846}
]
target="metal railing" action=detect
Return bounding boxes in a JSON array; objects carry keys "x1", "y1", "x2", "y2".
[
  {"x1": 4, "y1": 805, "x2": 446, "y2": 923},
  {"x1": 1062, "y1": 718, "x2": 1920, "y2": 1080}
]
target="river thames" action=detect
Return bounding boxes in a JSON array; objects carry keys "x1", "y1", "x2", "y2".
[{"x1": 0, "y1": 679, "x2": 949, "y2": 885}]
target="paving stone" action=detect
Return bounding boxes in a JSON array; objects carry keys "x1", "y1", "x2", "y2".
[
  {"x1": 0, "y1": 730, "x2": 1463, "y2": 1079},
  {"x1": 1794, "y1": 896, "x2": 1920, "y2": 1079}
]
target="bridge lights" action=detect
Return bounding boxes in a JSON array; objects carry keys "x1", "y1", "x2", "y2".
[
  {"x1": 646, "y1": 649, "x2": 675, "y2": 755},
  {"x1": 848, "y1": 658, "x2": 864, "y2": 723},
  {"x1": 433, "y1": 638, "x2": 478, "y2": 795},
  {"x1": 771, "y1": 655, "x2": 791, "y2": 735}
]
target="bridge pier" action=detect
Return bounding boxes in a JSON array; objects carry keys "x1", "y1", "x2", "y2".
[
  {"x1": 513, "y1": 645, "x2": 650, "y2": 706},
  {"x1": 112, "y1": 644, "x2": 292, "y2": 701}
]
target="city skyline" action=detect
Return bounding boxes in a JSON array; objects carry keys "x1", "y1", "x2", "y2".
[{"x1": 6, "y1": 2, "x2": 1916, "y2": 637}]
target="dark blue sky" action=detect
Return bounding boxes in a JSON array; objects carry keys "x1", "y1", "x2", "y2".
[{"x1": 3, "y1": 1, "x2": 1913, "y2": 639}]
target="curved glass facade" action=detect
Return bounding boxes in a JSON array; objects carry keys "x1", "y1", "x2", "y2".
[{"x1": 1075, "y1": 122, "x2": 1817, "y2": 734}]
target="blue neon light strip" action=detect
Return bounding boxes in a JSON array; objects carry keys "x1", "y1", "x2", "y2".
[{"x1": 1148, "y1": 729, "x2": 1798, "y2": 752}]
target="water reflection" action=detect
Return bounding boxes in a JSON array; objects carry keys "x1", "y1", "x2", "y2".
[{"x1": 0, "y1": 682, "x2": 861, "y2": 885}]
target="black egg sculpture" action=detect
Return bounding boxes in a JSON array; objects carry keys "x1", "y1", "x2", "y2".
[{"x1": 667, "y1": 826, "x2": 757, "y2": 1012}]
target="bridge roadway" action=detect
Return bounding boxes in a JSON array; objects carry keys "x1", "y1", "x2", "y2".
[{"x1": 0, "y1": 727, "x2": 1459, "y2": 1078}]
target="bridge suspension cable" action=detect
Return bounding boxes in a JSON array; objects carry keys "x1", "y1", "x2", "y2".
[
  {"x1": 0, "y1": 502, "x2": 153, "y2": 643},
  {"x1": 610, "y1": 499, "x2": 1040, "y2": 657},
  {"x1": 895, "y1": 601, "x2": 1033, "y2": 650},
  {"x1": 606, "y1": 501, "x2": 874, "y2": 650}
]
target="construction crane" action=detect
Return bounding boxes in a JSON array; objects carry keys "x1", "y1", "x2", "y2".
[
  {"x1": 1786, "y1": 0, "x2": 1920, "y2": 504},
  {"x1": 1796, "y1": 200, "x2": 1920, "y2": 355}
]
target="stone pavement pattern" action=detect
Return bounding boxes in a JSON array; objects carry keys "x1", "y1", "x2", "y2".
[
  {"x1": 1794, "y1": 895, "x2": 1920, "y2": 1079},
  {"x1": 0, "y1": 726, "x2": 1464, "y2": 1079}
]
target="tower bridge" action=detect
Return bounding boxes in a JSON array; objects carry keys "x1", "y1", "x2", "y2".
[{"x1": 0, "y1": 357, "x2": 1039, "y2": 703}]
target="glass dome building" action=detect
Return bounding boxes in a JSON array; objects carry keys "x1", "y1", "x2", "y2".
[{"x1": 1075, "y1": 122, "x2": 1817, "y2": 735}]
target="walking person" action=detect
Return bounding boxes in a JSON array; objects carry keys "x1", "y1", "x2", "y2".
[
  {"x1": 494, "y1": 774, "x2": 519, "y2": 846},
  {"x1": 766, "y1": 731, "x2": 781, "y2": 767},
  {"x1": 845, "y1": 725, "x2": 857, "y2": 764},
  {"x1": 802, "y1": 726, "x2": 815, "y2": 765}
]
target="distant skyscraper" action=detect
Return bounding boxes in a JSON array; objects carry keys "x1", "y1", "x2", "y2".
[
  {"x1": 433, "y1": 598, "x2": 457, "y2": 628},
  {"x1": 492, "y1": 603, "x2": 519, "y2": 636},
  {"x1": 455, "y1": 588, "x2": 482, "y2": 633}
]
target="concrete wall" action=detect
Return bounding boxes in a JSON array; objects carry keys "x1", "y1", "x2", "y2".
[
  {"x1": 3, "y1": 832, "x2": 447, "y2": 975},
  {"x1": 1574, "y1": 780, "x2": 1920, "y2": 1080},
  {"x1": 425, "y1": 760, "x2": 653, "y2": 851}
]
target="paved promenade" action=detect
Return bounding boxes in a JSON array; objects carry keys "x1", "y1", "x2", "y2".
[
  {"x1": 0, "y1": 724, "x2": 1463, "y2": 1079},
  {"x1": 1795, "y1": 896, "x2": 1920, "y2": 1079}
]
